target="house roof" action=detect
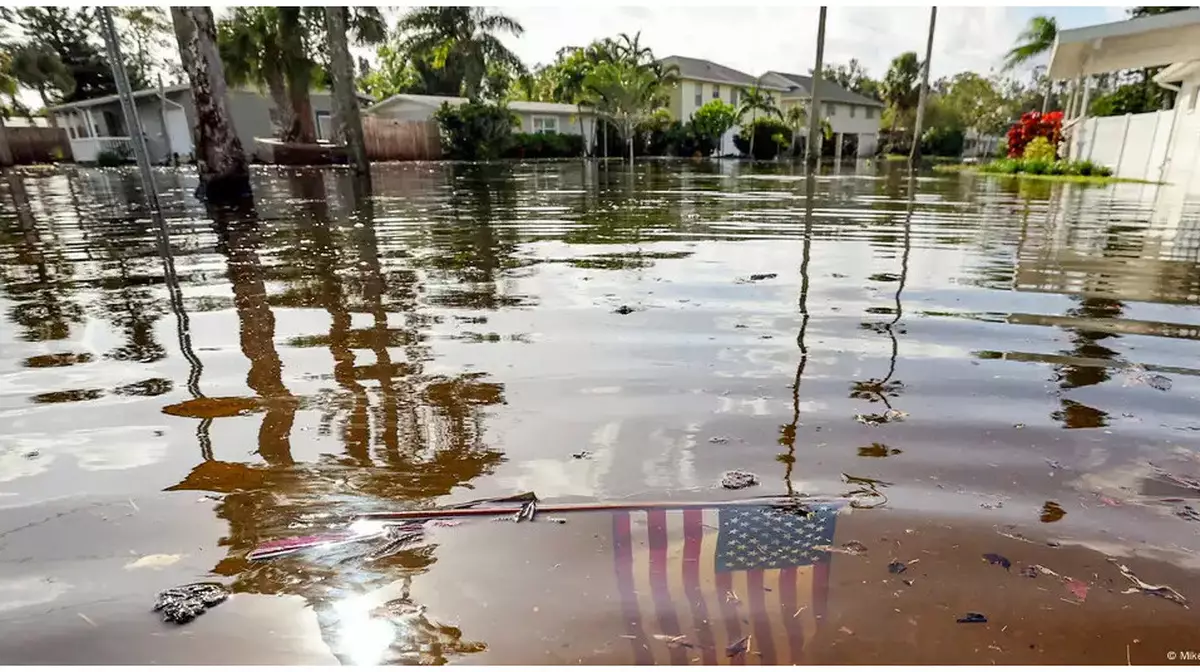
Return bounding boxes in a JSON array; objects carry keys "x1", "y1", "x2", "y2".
[
  {"x1": 761, "y1": 71, "x2": 884, "y2": 107},
  {"x1": 50, "y1": 85, "x2": 373, "y2": 112},
  {"x1": 659, "y1": 55, "x2": 787, "y2": 90},
  {"x1": 1047, "y1": 8, "x2": 1200, "y2": 79},
  {"x1": 367, "y1": 94, "x2": 591, "y2": 116}
]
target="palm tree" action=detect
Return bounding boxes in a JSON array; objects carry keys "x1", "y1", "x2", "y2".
[
  {"x1": 614, "y1": 31, "x2": 653, "y2": 66},
  {"x1": 736, "y1": 78, "x2": 783, "y2": 159},
  {"x1": 548, "y1": 47, "x2": 594, "y2": 153},
  {"x1": 582, "y1": 60, "x2": 665, "y2": 164},
  {"x1": 882, "y1": 51, "x2": 921, "y2": 133},
  {"x1": 1004, "y1": 16, "x2": 1058, "y2": 70},
  {"x1": 395, "y1": 7, "x2": 527, "y2": 100},
  {"x1": 784, "y1": 105, "x2": 831, "y2": 159}
]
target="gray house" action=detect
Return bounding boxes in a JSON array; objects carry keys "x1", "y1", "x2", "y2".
[{"x1": 48, "y1": 83, "x2": 362, "y2": 164}]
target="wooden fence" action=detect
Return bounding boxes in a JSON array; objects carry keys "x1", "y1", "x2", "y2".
[
  {"x1": 2, "y1": 126, "x2": 73, "y2": 165},
  {"x1": 362, "y1": 117, "x2": 442, "y2": 161}
]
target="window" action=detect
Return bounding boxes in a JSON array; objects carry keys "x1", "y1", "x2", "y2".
[
  {"x1": 865, "y1": 107, "x2": 875, "y2": 120},
  {"x1": 695, "y1": 83, "x2": 702, "y2": 107},
  {"x1": 533, "y1": 116, "x2": 559, "y2": 133},
  {"x1": 731, "y1": 88, "x2": 739, "y2": 106},
  {"x1": 712, "y1": 85, "x2": 720, "y2": 99},
  {"x1": 825, "y1": 103, "x2": 836, "y2": 117},
  {"x1": 849, "y1": 105, "x2": 856, "y2": 118},
  {"x1": 315, "y1": 112, "x2": 333, "y2": 141}
]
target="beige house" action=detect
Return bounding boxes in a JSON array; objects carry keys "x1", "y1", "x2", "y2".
[
  {"x1": 366, "y1": 94, "x2": 597, "y2": 147},
  {"x1": 659, "y1": 56, "x2": 884, "y2": 157}
]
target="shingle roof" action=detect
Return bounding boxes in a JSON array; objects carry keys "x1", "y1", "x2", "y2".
[
  {"x1": 659, "y1": 56, "x2": 787, "y2": 90},
  {"x1": 763, "y1": 71, "x2": 884, "y2": 107}
]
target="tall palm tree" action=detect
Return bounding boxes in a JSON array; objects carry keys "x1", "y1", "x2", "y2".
[
  {"x1": 614, "y1": 31, "x2": 652, "y2": 66},
  {"x1": 395, "y1": 7, "x2": 527, "y2": 100},
  {"x1": 1004, "y1": 16, "x2": 1058, "y2": 70},
  {"x1": 736, "y1": 78, "x2": 783, "y2": 159},
  {"x1": 549, "y1": 47, "x2": 593, "y2": 153},
  {"x1": 882, "y1": 51, "x2": 921, "y2": 133}
]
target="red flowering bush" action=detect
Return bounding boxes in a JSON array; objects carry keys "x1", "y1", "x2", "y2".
[{"x1": 1006, "y1": 110, "x2": 1063, "y2": 158}]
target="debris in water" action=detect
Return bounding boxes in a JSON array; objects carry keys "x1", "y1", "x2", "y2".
[
  {"x1": 23, "y1": 450, "x2": 39, "y2": 459},
  {"x1": 153, "y1": 582, "x2": 229, "y2": 624},
  {"x1": 514, "y1": 498, "x2": 538, "y2": 522},
  {"x1": 982, "y1": 553, "x2": 1011, "y2": 570},
  {"x1": 652, "y1": 634, "x2": 691, "y2": 649},
  {"x1": 747, "y1": 273, "x2": 777, "y2": 282},
  {"x1": 1019, "y1": 566, "x2": 1039, "y2": 578},
  {"x1": 980, "y1": 501, "x2": 1004, "y2": 510},
  {"x1": 956, "y1": 612, "x2": 987, "y2": 624},
  {"x1": 125, "y1": 554, "x2": 184, "y2": 570},
  {"x1": 570, "y1": 450, "x2": 592, "y2": 459},
  {"x1": 1149, "y1": 463, "x2": 1200, "y2": 493},
  {"x1": 1040, "y1": 501, "x2": 1066, "y2": 523},
  {"x1": 902, "y1": 579, "x2": 915, "y2": 586},
  {"x1": 1098, "y1": 495, "x2": 1122, "y2": 507},
  {"x1": 708, "y1": 436, "x2": 730, "y2": 444},
  {"x1": 720, "y1": 470, "x2": 760, "y2": 490},
  {"x1": 546, "y1": 517, "x2": 568, "y2": 524},
  {"x1": 838, "y1": 625, "x2": 854, "y2": 635},
  {"x1": 1123, "y1": 364, "x2": 1173, "y2": 391},
  {"x1": 1175, "y1": 504, "x2": 1200, "y2": 523},
  {"x1": 1044, "y1": 459, "x2": 1065, "y2": 470},
  {"x1": 726, "y1": 635, "x2": 751, "y2": 657},
  {"x1": 613, "y1": 305, "x2": 635, "y2": 315},
  {"x1": 1065, "y1": 579, "x2": 1089, "y2": 602},
  {"x1": 841, "y1": 540, "x2": 869, "y2": 555},
  {"x1": 854, "y1": 409, "x2": 909, "y2": 426},
  {"x1": 888, "y1": 561, "x2": 907, "y2": 574},
  {"x1": 1110, "y1": 559, "x2": 1188, "y2": 607}
]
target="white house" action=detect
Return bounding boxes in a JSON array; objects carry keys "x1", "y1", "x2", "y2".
[
  {"x1": 366, "y1": 94, "x2": 597, "y2": 148},
  {"x1": 659, "y1": 55, "x2": 790, "y2": 156},
  {"x1": 48, "y1": 84, "x2": 369, "y2": 164},
  {"x1": 759, "y1": 71, "x2": 884, "y2": 157},
  {"x1": 1048, "y1": 8, "x2": 1200, "y2": 192}
]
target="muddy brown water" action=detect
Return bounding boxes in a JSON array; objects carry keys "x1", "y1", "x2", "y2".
[{"x1": 2, "y1": 161, "x2": 1200, "y2": 664}]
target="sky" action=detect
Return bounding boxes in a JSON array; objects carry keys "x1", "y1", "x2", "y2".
[{"x1": 490, "y1": 5, "x2": 1130, "y2": 82}]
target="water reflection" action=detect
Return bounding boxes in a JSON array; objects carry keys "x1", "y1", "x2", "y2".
[{"x1": 3, "y1": 161, "x2": 1200, "y2": 664}]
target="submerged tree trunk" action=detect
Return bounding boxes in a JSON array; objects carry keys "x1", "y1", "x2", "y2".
[
  {"x1": 170, "y1": 7, "x2": 250, "y2": 201},
  {"x1": 748, "y1": 110, "x2": 758, "y2": 159},
  {"x1": 264, "y1": 65, "x2": 293, "y2": 139},
  {"x1": 324, "y1": 7, "x2": 368, "y2": 174}
]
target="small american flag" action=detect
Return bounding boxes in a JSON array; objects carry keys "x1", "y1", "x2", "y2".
[{"x1": 612, "y1": 503, "x2": 839, "y2": 665}]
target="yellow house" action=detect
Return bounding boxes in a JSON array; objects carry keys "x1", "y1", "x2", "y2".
[{"x1": 659, "y1": 55, "x2": 788, "y2": 155}]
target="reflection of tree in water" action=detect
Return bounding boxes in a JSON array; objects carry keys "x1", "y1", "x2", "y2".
[
  {"x1": 0, "y1": 173, "x2": 84, "y2": 342},
  {"x1": 1050, "y1": 296, "x2": 1123, "y2": 429},
  {"x1": 165, "y1": 171, "x2": 505, "y2": 663}
]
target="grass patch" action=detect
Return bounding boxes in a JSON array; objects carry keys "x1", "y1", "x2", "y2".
[{"x1": 934, "y1": 159, "x2": 1158, "y2": 185}]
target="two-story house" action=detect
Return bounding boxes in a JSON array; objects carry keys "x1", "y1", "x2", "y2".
[
  {"x1": 759, "y1": 71, "x2": 885, "y2": 157},
  {"x1": 659, "y1": 55, "x2": 789, "y2": 156}
]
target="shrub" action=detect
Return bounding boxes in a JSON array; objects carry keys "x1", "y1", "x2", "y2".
[
  {"x1": 690, "y1": 100, "x2": 739, "y2": 155},
  {"x1": 503, "y1": 132, "x2": 585, "y2": 159},
  {"x1": 1006, "y1": 110, "x2": 1063, "y2": 158},
  {"x1": 434, "y1": 101, "x2": 517, "y2": 160},
  {"x1": 1022, "y1": 136, "x2": 1056, "y2": 162},
  {"x1": 733, "y1": 117, "x2": 792, "y2": 160},
  {"x1": 96, "y1": 144, "x2": 133, "y2": 167},
  {"x1": 920, "y1": 126, "x2": 965, "y2": 157},
  {"x1": 977, "y1": 157, "x2": 1113, "y2": 178}
]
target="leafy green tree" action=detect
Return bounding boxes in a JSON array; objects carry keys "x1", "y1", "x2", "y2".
[
  {"x1": 434, "y1": 100, "x2": 516, "y2": 159},
  {"x1": 940, "y1": 72, "x2": 1008, "y2": 134},
  {"x1": 736, "y1": 78, "x2": 782, "y2": 159},
  {"x1": 116, "y1": 7, "x2": 176, "y2": 89},
  {"x1": 820, "y1": 59, "x2": 882, "y2": 100},
  {"x1": 395, "y1": 7, "x2": 527, "y2": 100},
  {"x1": 582, "y1": 60, "x2": 667, "y2": 163},
  {"x1": 1003, "y1": 16, "x2": 1057, "y2": 70},
  {"x1": 0, "y1": 8, "x2": 115, "y2": 103},
  {"x1": 8, "y1": 43, "x2": 73, "y2": 116},
  {"x1": 218, "y1": 8, "x2": 292, "y2": 133},
  {"x1": 882, "y1": 51, "x2": 921, "y2": 132},
  {"x1": 691, "y1": 99, "x2": 739, "y2": 154}
]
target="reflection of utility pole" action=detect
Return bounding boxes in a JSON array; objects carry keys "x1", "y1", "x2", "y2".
[
  {"x1": 780, "y1": 175, "x2": 818, "y2": 496},
  {"x1": 804, "y1": 7, "x2": 827, "y2": 171},
  {"x1": 98, "y1": 7, "x2": 160, "y2": 211}
]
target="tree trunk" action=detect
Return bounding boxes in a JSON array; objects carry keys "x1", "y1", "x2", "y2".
[
  {"x1": 38, "y1": 88, "x2": 59, "y2": 128},
  {"x1": 170, "y1": 7, "x2": 250, "y2": 201},
  {"x1": 324, "y1": 7, "x2": 368, "y2": 175},
  {"x1": 603, "y1": 121, "x2": 608, "y2": 161},
  {"x1": 577, "y1": 104, "x2": 587, "y2": 157},
  {"x1": 264, "y1": 65, "x2": 293, "y2": 139},
  {"x1": 749, "y1": 110, "x2": 757, "y2": 159},
  {"x1": 280, "y1": 8, "x2": 317, "y2": 143}
]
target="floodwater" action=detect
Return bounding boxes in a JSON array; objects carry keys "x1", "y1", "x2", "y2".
[{"x1": 2, "y1": 160, "x2": 1200, "y2": 664}]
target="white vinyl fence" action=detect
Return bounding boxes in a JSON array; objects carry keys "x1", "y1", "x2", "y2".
[{"x1": 1069, "y1": 110, "x2": 1174, "y2": 181}]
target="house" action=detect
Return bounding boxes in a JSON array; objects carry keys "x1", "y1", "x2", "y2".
[
  {"x1": 365, "y1": 94, "x2": 598, "y2": 148},
  {"x1": 48, "y1": 84, "x2": 366, "y2": 164},
  {"x1": 659, "y1": 55, "x2": 789, "y2": 155},
  {"x1": 759, "y1": 71, "x2": 884, "y2": 157},
  {"x1": 1047, "y1": 8, "x2": 1200, "y2": 191}
]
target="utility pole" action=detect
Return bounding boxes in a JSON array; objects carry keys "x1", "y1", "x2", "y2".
[
  {"x1": 909, "y1": 6, "x2": 937, "y2": 166},
  {"x1": 804, "y1": 6, "x2": 827, "y2": 171},
  {"x1": 99, "y1": 6, "x2": 160, "y2": 211},
  {"x1": 324, "y1": 7, "x2": 369, "y2": 175}
]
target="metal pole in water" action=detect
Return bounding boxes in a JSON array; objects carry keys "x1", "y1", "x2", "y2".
[
  {"x1": 909, "y1": 6, "x2": 937, "y2": 167},
  {"x1": 804, "y1": 6, "x2": 827, "y2": 171},
  {"x1": 98, "y1": 6, "x2": 160, "y2": 212}
]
